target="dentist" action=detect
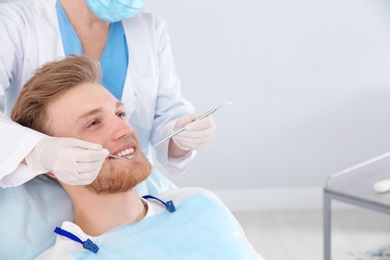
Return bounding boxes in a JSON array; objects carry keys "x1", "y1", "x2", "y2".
[{"x1": 0, "y1": 0, "x2": 217, "y2": 195}]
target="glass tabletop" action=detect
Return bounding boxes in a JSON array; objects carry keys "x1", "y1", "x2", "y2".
[{"x1": 325, "y1": 151, "x2": 390, "y2": 208}]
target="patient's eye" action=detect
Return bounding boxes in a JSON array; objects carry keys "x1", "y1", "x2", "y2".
[
  {"x1": 87, "y1": 120, "x2": 99, "y2": 128},
  {"x1": 117, "y1": 111, "x2": 126, "y2": 119}
]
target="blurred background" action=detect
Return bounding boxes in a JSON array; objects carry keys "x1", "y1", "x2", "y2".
[{"x1": 144, "y1": 0, "x2": 390, "y2": 211}]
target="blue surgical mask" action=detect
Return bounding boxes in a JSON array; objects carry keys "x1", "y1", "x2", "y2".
[{"x1": 86, "y1": 0, "x2": 146, "y2": 23}]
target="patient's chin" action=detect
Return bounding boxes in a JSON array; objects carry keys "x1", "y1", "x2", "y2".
[{"x1": 87, "y1": 156, "x2": 152, "y2": 195}]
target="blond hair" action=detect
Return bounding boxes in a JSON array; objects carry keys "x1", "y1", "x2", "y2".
[{"x1": 11, "y1": 56, "x2": 101, "y2": 134}]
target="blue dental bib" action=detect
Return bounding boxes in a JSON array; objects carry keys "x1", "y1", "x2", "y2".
[{"x1": 72, "y1": 193, "x2": 253, "y2": 259}]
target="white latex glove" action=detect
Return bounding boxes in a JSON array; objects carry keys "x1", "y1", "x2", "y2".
[
  {"x1": 172, "y1": 113, "x2": 217, "y2": 151},
  {"x1": 26, "y1": 137, "x2": 109, "y2": 185}
]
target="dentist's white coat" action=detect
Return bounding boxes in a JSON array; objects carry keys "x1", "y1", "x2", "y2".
[{"x1": 0, "y1": 0, "x2": 194, "y2": 190}]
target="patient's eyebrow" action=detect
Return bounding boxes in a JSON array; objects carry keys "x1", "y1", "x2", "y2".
[
  {"x1": 76, "y1": 102, "x2": 125, "y2": 123},
  {"x1": 76, "y1": 108, "x2": 103, "y2": 123},
  {"x1": 116, "y1": 101, "x2": 125, "y2": 109}
]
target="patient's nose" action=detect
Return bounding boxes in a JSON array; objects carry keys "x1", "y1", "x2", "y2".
[{"x1": 110, "y1": 116, "x2": 132, "y2": 140}]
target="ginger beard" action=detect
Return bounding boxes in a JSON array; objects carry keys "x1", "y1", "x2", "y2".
[{"x1": 86, "y1": 153, "x2": 152, "y2": 195}]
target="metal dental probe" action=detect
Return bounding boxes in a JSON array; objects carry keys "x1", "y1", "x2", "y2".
[
  {"x1": 76, "y1": 146, "x2": 134, "y2": 161},
  {"x1": 152, "y1": 101, "x2": 232, "y2": 148},
  {"x1": 108, "y1": 154, "x2": 134, "y2": 161}
]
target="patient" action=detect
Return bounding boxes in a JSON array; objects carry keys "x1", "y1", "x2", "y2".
[{"x1": 11, "y1": 56, "x2": 264, "y2": 259}]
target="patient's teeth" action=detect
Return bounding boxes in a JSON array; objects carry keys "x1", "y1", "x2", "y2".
[{"x1": 116, "y1": 147, "x2": 135, "y2": 157}]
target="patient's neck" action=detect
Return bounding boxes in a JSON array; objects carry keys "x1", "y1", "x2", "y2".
[{"x1": 69, "y1": 189, "x2": 147, "y2": 236}]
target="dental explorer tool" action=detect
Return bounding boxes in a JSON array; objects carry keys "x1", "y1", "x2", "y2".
[
  {"x1": 108, "y1": 154, "x2": 134, "y2": 161},
  {"x1": 152, "y1": 101, "x2": 232, "y2": 148},
  {"x1": 76, "y1": 145, "x2": 134, "y2": 161}
]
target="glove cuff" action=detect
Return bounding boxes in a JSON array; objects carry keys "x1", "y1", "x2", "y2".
[{"x1": 25, "y1": 137, "x2": 53, "y2": 175}]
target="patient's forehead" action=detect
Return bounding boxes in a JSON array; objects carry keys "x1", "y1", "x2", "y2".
[{"x1": 45, "y1": 82, "x2": 117, "y2": 135}]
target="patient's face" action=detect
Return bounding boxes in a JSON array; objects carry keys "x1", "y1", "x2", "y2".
[{"x1": 46, "y1": 82, "x2": 151, "y2": 194}]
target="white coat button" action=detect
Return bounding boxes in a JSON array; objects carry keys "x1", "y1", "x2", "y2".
[{"x1": 133, "y1": 91, "x2": 138, "y2": 97}]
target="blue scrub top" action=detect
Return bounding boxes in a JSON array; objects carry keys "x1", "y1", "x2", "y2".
[{"x1": 56, "y1": 0, "x2": 128, "y2": 100}]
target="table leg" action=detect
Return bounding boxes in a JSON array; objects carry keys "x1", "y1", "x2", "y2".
[{"x1": 324, "y1": 192, "x2": 331, "y2": 260}]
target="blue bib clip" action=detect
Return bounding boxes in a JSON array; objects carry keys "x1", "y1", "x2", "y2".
[{"x1": 54, "y1": 227, "x2": 99, "y2": 253}]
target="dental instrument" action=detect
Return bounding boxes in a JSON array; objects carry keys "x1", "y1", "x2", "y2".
[
  {"x1": 153, "y1": 101, "x2": 232, "y2": 148},
  {"x1": 76, "y1": 145, "x2": 134, "y2": 161},
  {"x1": 108, "y1": 154, "x2": 134, "y2": 161}
]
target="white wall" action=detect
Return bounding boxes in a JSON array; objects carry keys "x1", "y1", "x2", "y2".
[
  {"x1": 143, "y1": 0, "x2": 390, "y2": 193},
  {"x1": 2, "y1": 0, "x2": 390, "y2": 195}
]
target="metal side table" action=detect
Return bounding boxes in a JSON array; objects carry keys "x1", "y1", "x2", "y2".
[{"x1": 324, "y1": 152, "x2": 390, "y2": 260}]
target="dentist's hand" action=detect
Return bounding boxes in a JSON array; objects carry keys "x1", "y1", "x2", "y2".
[
  {"x1": 172, "y1": 113, "x2": 217, "y2": 151},
  {"x1": 26, "y1": 137, "x2": 109, "y2": 185}
]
